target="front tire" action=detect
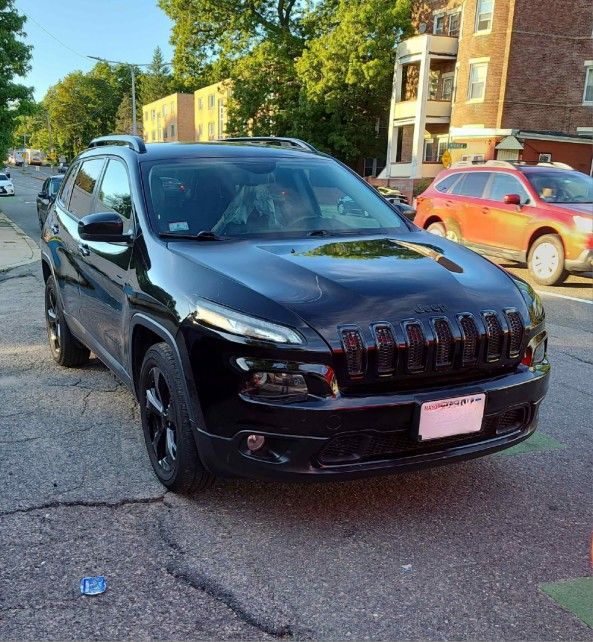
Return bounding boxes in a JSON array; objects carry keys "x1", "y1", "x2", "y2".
[
  {"x1": 527, "y1": 234, "x2": 568, "y2": 286},
  {"x1": 45, "y1": 276, "x2": 90, "y2": 367},
  {"x1": 139, "y1": 342, "x2": 214, "y2": 494}
]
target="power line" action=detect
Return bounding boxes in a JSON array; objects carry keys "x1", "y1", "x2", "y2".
[{"x1": 25, "y1": 13, "x2": 88, "y2": 60}]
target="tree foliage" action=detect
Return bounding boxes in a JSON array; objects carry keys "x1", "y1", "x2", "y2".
[
  {"x1": 0, "y1": 0, "x2": 33, "y2": 160},
  {"x1": 139, "y1": 46, "x2": 173, "y2": 107},
  {"x1": 161, "y1": 0, "x2": 412, "y2": 167}
]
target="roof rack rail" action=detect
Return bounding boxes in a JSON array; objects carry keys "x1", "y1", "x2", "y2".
[
  {"x1": 537, "y1": 161, "x2": 573, "y2": 170},
  {"x1": 88, "y1": 135, "x2": 147, "y2": 154},
  {"x1": 221, "y1": 136, "x2": 318, "y2": 152},
  {"x1": 450, "y1": 159, "x2": 517, "y2": 169}
]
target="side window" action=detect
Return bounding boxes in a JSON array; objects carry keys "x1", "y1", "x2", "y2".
[
  {"x1": 41, "y1": 178, "x2": 49, "y2": 194},
  {"x1": 58, "y1": 162, "x2": 80, "y2": 206},
  {"x1": 69, "y1": 158, "x2": 104, "y2": 218},
  {"x1": 96, "y1": 159, "x2": 133, "y2": 231},
  {"x1": 435, "y1": 174, "x2": 461, "y2": 193},
  {"x1": 488, "y1": 173, "x2": 530, "y2": 204},
  {"x1": 452, "y1": 172, "x2": 491, "y2": 198}
]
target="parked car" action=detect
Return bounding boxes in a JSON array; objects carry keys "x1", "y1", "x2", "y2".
[
  {"x1": 3, "y1": 167, "x2": 10, "y2": 178},
  {"x1": 37, "y1": 175, "x2": 64, "y2": 227},
  {"x1": 415, "y1": 161, "x2": 593, "y2": 286},
  {"x1": 377, "y1": 185, "x2": 409, "y2": 205},
  {"x1": 41, "y1": 135, "x2": 549, "y2": 493},
  {"x1": 0, "y1": 172, "x2": 15, "y2": 196}
]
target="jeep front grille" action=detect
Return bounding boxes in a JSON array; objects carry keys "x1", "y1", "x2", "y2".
[{"x1": 337, "y1": 309, "x2": 525, "y2": 381}]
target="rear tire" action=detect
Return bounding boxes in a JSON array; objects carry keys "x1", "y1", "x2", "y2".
[
  {"x1": 527, "y1": 234, "x2": 568, "y2": 286},
  {"x1": 45, "y1": 276, "x2": 90, "y2": 367},
  {"x1": 139, "y1": 342, "x2": 214, "y2": 494}
]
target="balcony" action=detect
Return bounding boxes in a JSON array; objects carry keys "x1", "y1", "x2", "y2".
[
  {"x1": 393, "y1": 99, "x2": 452, "y2": 122},
  {"x1": 397, "y1": 34, "x2": 458, "y2": 62}
]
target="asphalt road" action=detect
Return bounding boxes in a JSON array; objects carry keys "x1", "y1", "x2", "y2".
[{"x1": 0, "y1": 169, "x2": 592, "y2": 639}]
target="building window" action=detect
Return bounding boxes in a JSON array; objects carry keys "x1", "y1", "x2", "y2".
[
  {"x1": 448, "y1": 10, "x2": 461, "y2": 36},
  {"x1": 429, "y1": 70, "x2": 439, "y2": 100},
  {"x1": 170, "y1": 102, "x2": 175, "y2": 114},
  {"x1": 151, "y1": 109, "x2": 155, "y2": 121},
  {"x1": 424, "y1": 140, "x2": 435, "y2": 162},
  {"x1": 433, "y1": 13, "x2": 446, "y2": 35},
  {"x1": 196, "y1": 124, "x2": 203, "y2": 140},
  {"x1": 157, "y1": 128, "x2": 162, "y2": 141},
  {"x1": 584, "y1": 66, "x2": 593, "y2": 104},
  {"x1": 208, "y1": 122, "x2": 215, "y2": 140},
  {"x1": 475, "y1": 0, "x2": 493, "y2": 32},
  {"x1": 218, "y1": 100, "x2": 225, "y2": 138},
  {"x1": 468, "y1": 62, "x2": 488, "y2": 101},
  {"x1": 208, "y1": 94, "x2": 215, "y2": 109},
  {"x1": 170, "y1": 123, "x2": 175, "y2": 138},
  {"x1": 163, "y1": 105, "x2": 168, "y2": 117},
  {"x1": 442, "y1": 74, "x2": 454, "y2": 100},
  {"x1": 437, "y1": 139, "x2": 448, "y2": 162},
  {"x1": 198, "y1": 97, "x2": 204, "y2": 110}
]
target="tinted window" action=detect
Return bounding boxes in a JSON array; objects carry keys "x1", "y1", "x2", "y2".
[
  {"x1": 435, "y1": 173, "x2": 461, "y2": 193},
  {"x1": 143, "y1": 158, "x2": 405, "y2": 238},
  {"x1": 69, "y1": 158, "x2": 104, "y2": 218},
  {"x1": 452, "y1": 172, "x2": 491, "y2": 198},
  {"x1": 489, "y1": 173, "x2": 530, "y2": 204},
  {"x1": 97, "y1": 160, "x2": 133, "y2": 226},
  {"x1": 41, "y1": 179, "x2": 49, "y2": 193},
  {"x1": 0, "y1": 174, "x2": 7, "y2": 181},
  {"x1": 59, "y1": 162, "x2": 80, "y2": 205}
]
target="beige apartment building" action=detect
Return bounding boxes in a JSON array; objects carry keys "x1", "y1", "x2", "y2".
[
  {"x1": 194, "y1": 80, "x2": 232, "y2": 141},
  {"x1": 142, "y1": 93, "x2": 195, "y2": 143},
  {"x1": 379, "y1": 0, "x2": 593, "y2": 196}
]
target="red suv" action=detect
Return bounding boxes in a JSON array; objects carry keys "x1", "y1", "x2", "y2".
[{"x1": 415, "y1": 161, "x2": 593, "y2": 285}]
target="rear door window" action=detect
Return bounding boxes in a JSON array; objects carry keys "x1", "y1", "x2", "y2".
[
  {"x1": 451, "y1": 172, "x2": 492, "y2": 198},
  {"x1": 68, "y1": 158, "x2": 104, "y2": 218}
]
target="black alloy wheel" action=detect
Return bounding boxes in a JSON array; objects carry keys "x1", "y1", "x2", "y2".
[{"x1": 139, "y1": 342, "x2": 214, "y2": 493}]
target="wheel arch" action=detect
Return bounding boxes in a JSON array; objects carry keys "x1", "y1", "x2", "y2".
[
  {"x1": 129, "y1": 314, "x2": 203, "y2": 428},
  {"x1": 422, "y1": 215, "x2": 443, "y2": 230},
  {"x1": 527, "y1": 227, "x2": 565, "y2": 256}
]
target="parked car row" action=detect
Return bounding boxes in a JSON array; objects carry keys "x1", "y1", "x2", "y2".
[
  {"x1": 414, "y1": 161, "x2": 593, "y2": 285},
  {"x1": 0, "y1": 172, "x2": 15, "y2": 196}
]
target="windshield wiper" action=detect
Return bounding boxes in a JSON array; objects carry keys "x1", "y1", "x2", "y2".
[{"x1": 160, "y1": 230, "x2": 224, "y2": 241}]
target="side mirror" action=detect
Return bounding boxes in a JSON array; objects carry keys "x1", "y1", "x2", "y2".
[
  {"x1": 38, "y1": 192, "x2": 47, "y2": 199},
  {"x1": 78, "y1": 212, "x2": 131, "y2": 243},
  {"x1": 504, "y1": 193, "x2": 522, "y2": 206}
]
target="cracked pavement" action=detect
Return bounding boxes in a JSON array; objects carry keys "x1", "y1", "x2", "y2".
[{"x1": 0, "y1": 260, "x2": 592, "y2": 640}]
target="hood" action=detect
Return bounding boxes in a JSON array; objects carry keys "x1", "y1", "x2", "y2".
[
  {"x1": 169, "y1": 231, "x2": 527, "y2": 345},
  {"x1": 546, "y1": 202, "x2": 593, "y2": 216}
]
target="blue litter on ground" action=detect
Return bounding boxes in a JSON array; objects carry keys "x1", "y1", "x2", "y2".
[{"x1": 80, "y1": 576, "x2": 106, "y2": 595}]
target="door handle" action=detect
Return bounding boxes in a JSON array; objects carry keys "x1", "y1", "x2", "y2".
[
  {"x1": 78, "y1": 243, "x2": 90, "y2": 257},
  {"x1": 51, "y1": 224, "x2": 59, "y2": 235}
]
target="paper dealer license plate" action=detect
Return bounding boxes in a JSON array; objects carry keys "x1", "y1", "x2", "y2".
[{"x1": 418, "y1": 393, "x2": 486, "y2": 441}]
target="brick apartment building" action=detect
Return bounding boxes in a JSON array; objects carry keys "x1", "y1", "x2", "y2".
[
  {"x1": 142, "y1": 93, "x2": 195, "y2": 143},
  {"x1": 378, "y1": 0, "x2": 593, "y2": 198},
  {"x1": 194, "y1": 80, "x2": 232, "y2": 141}
]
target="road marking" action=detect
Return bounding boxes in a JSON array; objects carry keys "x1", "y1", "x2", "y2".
[
  {"x1": 536, "y1": 290, "x2": 593, "y2": 305},
  {"x1": 540, "y1": 577, "x2": 593, "y2": 628},
  {"x1": 493, "y1": 431, "x2": 566, "y2": 457}
]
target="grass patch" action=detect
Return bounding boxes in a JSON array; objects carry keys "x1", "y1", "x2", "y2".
[
  {"x1": 540, "y1": 577, "x2": 593, "y2": 628},
  {"x1": 494, "y1": 431, "x2": 566, "y2": 457}
]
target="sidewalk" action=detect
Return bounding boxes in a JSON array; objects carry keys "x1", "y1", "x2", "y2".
[{"x1": 0, "y1": 212, "x2": 40, "y2": 271}]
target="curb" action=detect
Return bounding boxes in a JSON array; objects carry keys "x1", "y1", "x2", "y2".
[{"x1": 0, "y1": 212, "x2": 41, "y2": 271}]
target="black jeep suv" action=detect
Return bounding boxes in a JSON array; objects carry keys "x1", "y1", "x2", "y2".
[{"x1": 41, "y1": 135, "x2": 550, "y2": 492}]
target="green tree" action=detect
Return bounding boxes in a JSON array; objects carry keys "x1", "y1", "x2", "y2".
[
  {"x1": 139, "y1": 46, "x2": 173, "y2": 106},
  {"x1": 295, "y1": 0, "x2": 411, "y2": 165},
  {"x1": 114, "y1": 92, "x2": 142, "y2": 135},
  {"x1": 0, "y1": 0, "x2": 33, "y2": 160}
]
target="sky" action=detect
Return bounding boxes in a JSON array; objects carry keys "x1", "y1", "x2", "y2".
[{"x1": 14, "y1": 0, "x2": 176, "y2": 101}]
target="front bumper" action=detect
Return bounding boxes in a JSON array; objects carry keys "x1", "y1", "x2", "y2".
[
  {"x1": 196, "y1": 363, "x2": 550, "y2": 481},
  {"x1": 0, "y1": 186, "x2": 14, "y2": 195},
  {"x1": 565, "y1": 249, "x2": 593, "y2": 273}
]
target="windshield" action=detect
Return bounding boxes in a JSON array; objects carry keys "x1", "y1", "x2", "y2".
[
  {"x1": 526, "y1": 170, "x2": 593, "y2": 204},
  {"x1": 0, "y1": 174, "x2": 7, "y2": 181},
  {"x1": 141, "y1": 157, "x2": 405, "y2": 238}
]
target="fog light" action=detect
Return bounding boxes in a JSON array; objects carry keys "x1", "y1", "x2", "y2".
[{"x1": 247, "y1": 434, "x2": 266, "y2": 452}]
